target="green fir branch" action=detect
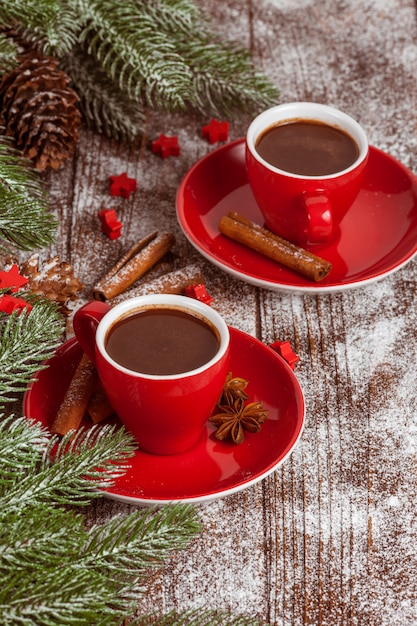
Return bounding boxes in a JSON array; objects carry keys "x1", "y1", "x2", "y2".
[
  {"x1": 0, "y1": 0, "x2": 80, "y2": 57},
  {"x1": 83, "y1": 504, "x2": 203, "y2": 575},
  {"x1": 0, "y1": 415, "x2": 50, "y2": 487},
  {"x1": 75, "y1": 0, "x2": 193, "y2": 110},
  {"x1": 0, "y1": 504, "x2": 202, "y2": 625},
  {"x1": 0, "y1": 503, "x2": 87, "y2": 573},
  {"x1": 0, "y1": 32, "x2": 19, "y2": 75},
  {"x1": 182, "y1": 39, "x2": 279, "y2": 117},
  {"x1": 0, "y1": 294, "x2": 64, "y2": 404},
  {"x1": 1, "y1": 423, "x2": 137, "y2": 509},
  {"x1": 0, "y1": 135, "x2": 58, "y2": 252},
  {"x1": 141, "y1": 0, "x2": 201, "y2": 34},
  {"x1": 61, "y1": 44, "x2": 146, "y2": 142},
  {"x1": 0, "y1": 564, "x2": 124, "y2": 626},
  {"x1": 0, "y1": 0, "x2": 278, "y2": 139},
  {"x1": 73, "y1": 0, "x2": 278, "y2": 116},
  {"x1": 0, "y1": 413, "x2": 202, "y2": 625}
]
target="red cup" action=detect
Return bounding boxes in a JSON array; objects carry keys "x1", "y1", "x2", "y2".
[
  {"x1": 245, "y1": 102, "x2": 369, "y2": 246},
  {"x1": 73, "y1": 294, "x2": 230, "y2": 455}
]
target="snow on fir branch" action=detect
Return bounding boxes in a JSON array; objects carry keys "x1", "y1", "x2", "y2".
[
  {"x1": 0, "y1": 135, "x2": 58, "y2": 251},
  {"x1": 62, "y1": 43, "x2": 146, "y2": 140},
  {"x1": 0, "y1": 0, "x2": 279, "y2": 142},
  {"x1": 0, "y1": 0, "x2": 80, "y2": 58},
  {"x1": 2, "y1": 423, "x2": 139, "y2": 508},
  {"x1": 0, "y1": 413, "x2": 203, "y2": 624},
  {"x1": 0, "y1": 32, "x2": 18, "y2": 72},
  {"x1": 0, "y1": 294, "x2": 64, "y2": 403}
]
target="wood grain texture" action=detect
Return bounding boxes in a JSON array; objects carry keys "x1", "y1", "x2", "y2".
[{"x1": 17, "y1": 0, "x2": 417, "y2": 623}]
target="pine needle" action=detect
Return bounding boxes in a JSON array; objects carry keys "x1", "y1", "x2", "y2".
[
  {"x1": 76, "y1": 0, "x2": 193, "y2": 110},
  {"x1": 83, "y1": 503, "x2": 203, "y2": 575},
  {"x1": 0, "y1": 0, "x2": 80, "y2": 57},
  {"x1": 0, "y1": 32, "x2": 18, "y2": 75},
  {"x1": 0, "y1": 294, "x2": 64, "y2": 404},
  {"x1": 183, "y1": 38, "x2": 279, "y2": 117},
  {"x1": 0, "y1": 415, "x2": 50, "y2": 485},
  {"x1": 61, "y1": 44, "x2": 146, "y2": 142},
  {"x1": 0, "y1": 423, "x2": 137, "y2": 509},
  {"x1": 0, "y1": 412, "x2": 202, "y2": 624},
  {"x1": 0, "y1": 136, "x2": 58, "y2": 252},
  {"x1": 0, "y1": 504, "x2": 203, "y2": 625}
]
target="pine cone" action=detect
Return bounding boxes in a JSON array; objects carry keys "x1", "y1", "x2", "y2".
[
  {"x1": 0, "y1": 52, "x2": 82, "y2": 171},
  {"x1": 21, "y1": 254, "x2": 84, "y2": 315}
]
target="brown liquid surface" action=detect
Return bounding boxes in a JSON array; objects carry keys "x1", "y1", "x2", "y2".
[
  {"x1": 105, "y1": 308, "x2": 220, "y2": 375},
  {"x1": 255, "y1": 120, "x2": 359, "y2": 176}
]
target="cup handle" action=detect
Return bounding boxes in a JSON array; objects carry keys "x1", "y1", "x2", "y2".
[
  {"x1": 301, "y1": 190, "x2": 333, "y2": 244},
  {"x1": 73, "y1": 301, "x2": 110, "y2": 365}
]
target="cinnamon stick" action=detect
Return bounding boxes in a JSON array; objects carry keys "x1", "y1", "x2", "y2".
[
  {"x1": 110, "y1": 264, "x2": 205, "y2": 304},
  {"x1": 93, "y1": 230, "x2": 175, "y2": 300},
  {"x1": 51, "y1": 353, "x2": 98, "y2": 436},
  {"x1": 86, "y1": 383, "x2": 114, "y2": 424},
  {"x1": 218, "y1": 212, "x2": 332, "y2": 281}
]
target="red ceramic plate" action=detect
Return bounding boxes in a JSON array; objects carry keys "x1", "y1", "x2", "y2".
[
  {"x1": 24, "y1": 327, "x2": 304, "y2": 505},
  {"x1": 176, "y1": 139, "x2": 417, "y2": 293}
]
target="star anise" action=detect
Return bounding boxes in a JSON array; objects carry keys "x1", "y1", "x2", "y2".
[
  {"x1": 209, "y1": 397, "x2": 268, "y2": 444},
  {"x1": 220, "y1": 371, "x2": 249, "y2": 405}
]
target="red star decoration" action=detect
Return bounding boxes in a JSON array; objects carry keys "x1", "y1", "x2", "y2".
[
  {"x1": 270, "y1": 340, "x2": 299, "y2": 370},
  {"x1": 0, "y1": 294, "x2": 32, "y2": 315},
  {"x1": 184, "y1": 283, "x2": 214, "y2": 306},
  {"x1": 109, "y1": 172, "x2": 137, "y2": 198},
  {"x1": 98, "y1": 209, "x2": 122, "y2": 240},
  {"x1": 151, "y1": 134, "x2": 180, "y2": 158},
  {"x1": 0, "y1": 264, "x2": 28, "y2": 293},
  {"x1": 201, "y1": 119, "x2": 229, "y2": 144}
]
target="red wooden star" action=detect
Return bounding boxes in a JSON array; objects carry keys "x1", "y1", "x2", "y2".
[
  {"x1": 151, "y1": 134, "x2": 180, "y2": 158},
  {"x1": 270, "y1": 340, "x2": 299, "y2": 370},
  {"x1": 109, "y1": 172, "x2": 137, "y2": 198},
  {"x1": 184, "y1": 283, "x2": 214, "y2": 306},
  {"x1": 0, "y1": 264, "x2": 28, "y2": 293},
  {"x1": 0, "y1": 294, "x2": 32, "y2": 315},
  {"x1": 98, "y1": 209, "x2": 122, "y2": 240},
  {"x1": 201, "y1": 119, "x2": 229, "y2": 144}
]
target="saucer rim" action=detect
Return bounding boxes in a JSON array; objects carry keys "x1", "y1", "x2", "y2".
[{"x1": 176, "y1": 139, "x2": 417, "y2": 294}]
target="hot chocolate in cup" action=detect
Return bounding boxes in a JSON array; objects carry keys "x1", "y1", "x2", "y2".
[
  {"x1": 73, "y1": 294, "x2": 230, "y2": 455},
  {"x1": 245, "y1": 102, "x2": 369, "y2": 246}
]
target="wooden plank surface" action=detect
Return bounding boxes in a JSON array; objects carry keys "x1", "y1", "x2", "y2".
[{"x1": 27, "y1": 1, "x2": 417, "y2": 623}]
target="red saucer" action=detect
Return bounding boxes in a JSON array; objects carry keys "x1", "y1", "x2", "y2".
[
  {"x1": 23, "y1": 327, "x2": 305, "y2": 505},
  {"x1": 176, "y1": 139, "x2": 417, "y2": 293}
]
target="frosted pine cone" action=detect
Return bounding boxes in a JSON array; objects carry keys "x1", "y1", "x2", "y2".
[
  {"x1": 21, "y1": 254, "x2": 84, "y2": 315},
  {"x1": 0, "y1": 52, "x2": 82, "y2": 171}
]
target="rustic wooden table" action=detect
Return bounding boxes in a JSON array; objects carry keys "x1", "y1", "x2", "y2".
[{"x1": 34, "y1": 1, "x2": 417, "y2": 624}]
